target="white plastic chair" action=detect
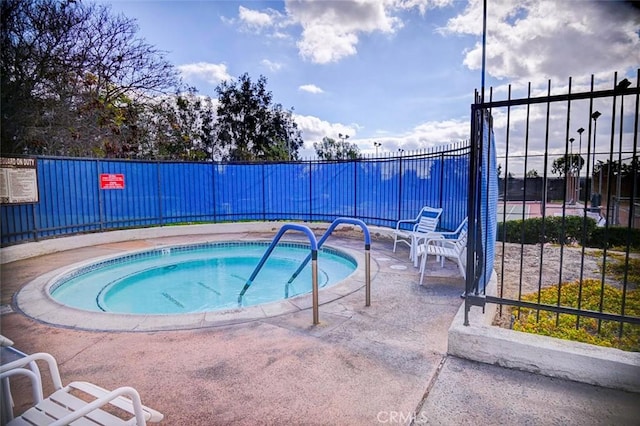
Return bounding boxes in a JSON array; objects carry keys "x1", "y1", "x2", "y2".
[
  {"x1": 417, "y1": 228, "x2": 467, "y2": 286},
  {"x1": 0, "y1": 352, "x2": 163, "y2": 426},
  {"x1": 410, "y1": 217, "x2": 468, "y2": 268},
  {"x1": 392, "y1": 206, "x2": 443, "y2": 264}
]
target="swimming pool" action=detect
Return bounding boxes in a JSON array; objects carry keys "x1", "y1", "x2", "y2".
[{"x1": 49, "y1": 241, "x2": 357, "y2": 314}]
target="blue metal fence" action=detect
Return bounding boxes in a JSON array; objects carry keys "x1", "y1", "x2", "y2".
[{"x1": 1, "y1": 144, "x2": 470, "y2": 246}]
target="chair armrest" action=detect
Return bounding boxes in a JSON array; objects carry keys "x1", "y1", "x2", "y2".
[
  {"x1": 49, "y1": 382, "x2": 164, "y2": 426},
  {"x1": 424, "y1": 237, "x2": 457, "y2": 249},
  {"x1": 413, "y1": 232, "x2": 444, "y2": 246},
  {"x1": 0, "y1": 352, "x2": 63, "y2": 390},
  {"x1": 0, "y1": 367, "x2": 44, "y2": 404},
  {"x1": 394, "y1": 218, "x2": 417, "y2": 231},
  {"x1": 436, "y1": 231, "x2": 458, "y2": 239}
]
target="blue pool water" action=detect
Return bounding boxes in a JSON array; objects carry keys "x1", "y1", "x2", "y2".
[{"x1": 50, "y1": 242, "x2": 357, "y2": 314}]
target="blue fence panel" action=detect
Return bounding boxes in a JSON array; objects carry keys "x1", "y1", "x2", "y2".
[
  {"x1": 1, "y1": 145, "x2": 471, "y2": 246},
  {"x1": 160, "y1": 162, "x2": 214, "y2": 224},
  {"x1": 479, "y1": 117, "x2": 498, "y2": 292},
  {"x1": 378, "y1": 159, "x2": 402, "y2": 225},
  {"x1": 214, "y1": 163, "x2": 264, "y2": 221},
  {"x1": 354, "y1": 160, "x2": 394, "y2": 227},
  {"x1": 1, "y1": 203, "x2": 34, "y2": 243},
  {"x1": 263, "y1": 163, "x2": 310, "y2": 221},
  {"x1": 37, "y1": 158, "x2": 100, "y2": 238},
  {"x1": 212, "y1": 164, "x2": 230, "y2": 220},
  {"x1": 99, "y1": 161, "x2": 159, "y2": 229},
  {"x1": 397, "y1": 156, "x2": 442, "y2": 225},
  {"x1": 38, "y1": 159, "x2": 68, "y2": 238},
  {"x1": 439, "y1": 150, "x2": 470, "y2": 231},
  {"x1": 310, "y1": 162, "x2": 356, "y2": 222}
]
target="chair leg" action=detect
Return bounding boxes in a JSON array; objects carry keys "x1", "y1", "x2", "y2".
[
  {"x1": 411, "y1": 236, "x2": 418, "y2": 267},
  {"x1": 457, "y1": 259, "x2": 466, "y2": 279},
  {"x1": 419, "y1": 250, "x2": 428, "y2": 286}
]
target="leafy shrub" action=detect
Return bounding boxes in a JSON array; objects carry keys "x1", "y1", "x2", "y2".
[
  {"x1": 587, "y1": 227, "x2": 640, "y2": 250},
  {"x1": 512, "y1": 279, "x2": 640, "y2": 352},
  {"x1": 497, "y1": 216, "x2": 597, "y2": 245}
]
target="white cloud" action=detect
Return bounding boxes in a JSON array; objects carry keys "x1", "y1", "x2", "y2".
[
  {"x1": 443, "y1": 0, "x2": 640, "y2": 84},
  {"x1": 232, "y1": 1, "x2": 451, "y2": 64},
  {"x1": 177, "y1": 62, "x2": 232, "y2": 85},
  {"x1": 352, "y1": 119, "x2": 469, "y2": 155},
  {"x1": 286, "y1": 0, "x2": 404, "y2": 64},
  {"x1": 376, "y1": 119, "x2": 468, "y2": 153},
  {"x1": 410, "y1": 119, "x2": 468, "y2": 143},
  {"x1": 393, "y1": 0, "x2": 455, "y2": 15},
  {"x1": 293, "y1": 114, "x2": 356, "y2": 147},
  {"x1": 293, "y1": 111, "x2": 467, "y2": 159},
  {"x1": 296, "y1": 25, "x2": 360, "y2": 64},
  {"x1": 261, "y1": 59, "x2": 284, "y2": 72},
  {"x1": 236, "y1": 5, "x2": 288, "y2": 37},
  {"x1": 238, "y1": 5, "x2": 275, "y2": 29},
  {"x1": 299, "y1": 84, "x2": 324, "y2": 94}
]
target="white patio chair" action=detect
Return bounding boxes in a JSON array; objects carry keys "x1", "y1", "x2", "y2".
[
  {"x1": 0, "y1": 352, "x2": 163, "y2": 426},
  {"x1": 413, "y1": 217, "x2": 468, "y2": 257},
  {"x1": 406, "y1": 217, "x2": 467, "y2": 268},
  {"x1": 392, "y1": 206, "x2": 443, "y2": 264},
  {"x1": 417, "y1": 228, "x2": 467, "y2": 286}
]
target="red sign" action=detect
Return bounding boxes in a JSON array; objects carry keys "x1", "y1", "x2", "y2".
[{"x1": 100, "y1": 173, "x2": 125, "y2": 189}]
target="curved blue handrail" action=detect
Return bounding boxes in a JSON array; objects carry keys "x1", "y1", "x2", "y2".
[
  {"x1": 238, "y1": 224, "x2": 318, "y2": 305},
  {"x1": 286, "y1": 217, "x2": 371, "y2": 290}
]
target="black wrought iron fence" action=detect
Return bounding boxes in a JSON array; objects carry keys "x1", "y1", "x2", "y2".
[{"x1": 467, "y1": 70, "x2": 640, "y2": 349}]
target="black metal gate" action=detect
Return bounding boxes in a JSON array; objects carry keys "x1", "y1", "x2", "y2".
[{"x1": 465, "y1": 70, "x2": 640, "y2": 348}]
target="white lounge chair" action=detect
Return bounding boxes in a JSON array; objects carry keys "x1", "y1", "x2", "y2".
[
  {"x1": 417, "y1": 228, "x2": 467, "y2": 286},
  {"x1": 393, "y1": 206, "x2": 443, "y2": 265},
  {"x1": 0, "y1": 352, "x2": 163, "y2": 426}
]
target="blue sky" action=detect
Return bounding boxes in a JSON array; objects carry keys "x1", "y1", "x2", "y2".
[{"x1": 102, "y1": 0, "x2": 639, "y2": 161}]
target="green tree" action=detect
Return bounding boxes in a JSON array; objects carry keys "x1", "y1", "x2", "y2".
[
  {"x1": 214, "y1": 73, "x2": 303, "y2": 161},
  {"x1": 526, "y1": 169, "x2": 539, "y2": 178},
  {"x1": 1, "y1": 0, "x2": 179, "y2": 156},
  {"x1": 551, "y1": 154, "x2": 584, "y2": 177},
  {"x1": 313, "y1": 136, "x2": 362, "y2": 160},
  {"x1": 149, "y1": 88, "x2": 217, "y2": 160},
  {"x1": 595, "y1": 158, "x2": 639, "y2": 178}
]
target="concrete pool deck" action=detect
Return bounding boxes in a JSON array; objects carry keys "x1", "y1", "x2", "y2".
[{"x1": 1, "y1": 223, "x2": 639, "y2": 425}]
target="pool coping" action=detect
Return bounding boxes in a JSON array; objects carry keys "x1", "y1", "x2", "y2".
[{"x1": 10, "y1": 223, "x2": 380, "y2": 332}]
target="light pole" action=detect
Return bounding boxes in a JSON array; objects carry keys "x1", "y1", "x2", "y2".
[
  {"x1": 569, "y1": 137, "x2": 575, "y2": 204},
  {"x1": 338, "y1": 133, "x2": 349, "y2": 160},
  {"x1": 591, "y1": 111, "x2": 601, "y2": 208},
  {"x1": 398, "y1": 148, "x2": 405, "y2": 156},
  {"x1": 577, "y1": 127, "x2": 584, "y2": 203},
  {"x1": 615, "y1": 78, "x2": 631, "y2": 224},
  {"x1": 597, "y1": 160, "x2": 604, "y2": 195},
  {"x1": 374, "y1": 141, "x2": 382, "y2": 156}
]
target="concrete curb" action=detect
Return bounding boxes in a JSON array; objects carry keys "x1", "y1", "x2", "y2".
[{"x1": 447, "y1": 272, "x2": 640, "y2": 393}]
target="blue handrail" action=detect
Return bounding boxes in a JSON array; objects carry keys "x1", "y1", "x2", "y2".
[
  {"x1": 238, "y1": 224, "x2": 318, "y2": 306},
  {"x1": 286, "y1": 218, "x2": 370, "y2": 288}
]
